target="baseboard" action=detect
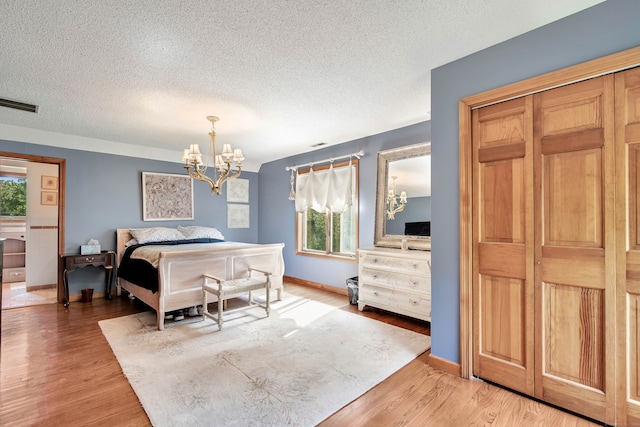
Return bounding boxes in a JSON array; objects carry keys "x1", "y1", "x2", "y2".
[
  {"x1": 26, "y1": 283, "x2": 56, "y2": 291},
  {"x1": 284, "y1": 275, "x2": 347, "y2": 296},
  {"x1": 427, "y1": 353, "x2": 462, "y2": 377}
]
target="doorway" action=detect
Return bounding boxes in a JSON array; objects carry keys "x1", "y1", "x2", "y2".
[{"x1": 0, "y1": 152, "x2": 66, "y2": 309}]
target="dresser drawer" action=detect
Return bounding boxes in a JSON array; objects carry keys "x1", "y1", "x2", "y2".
[
  {"x1": 359, "y1": 285, "x2": 394, "y2": 306},
  {"x1": 65, "y1": 253, "x2": 111, "y2": 269},
  {"x1": 3, "y1": 267, "x2": 25, "y2": 283},
  {"x1": 360, "y1": 252, "x2": 430, "y2": 275},
  {"x1": 360, "y1": 268, "x2": 393, "y2": 288},
  {"x1": 361, "y1": 268, "x2": 429, "y2": 292},
  {"x1": 394, "y1": 289, "x2": 431, "y2": 318},
  {"x1": 392, "y1": 274, "x2": 430, "y2": 293}
]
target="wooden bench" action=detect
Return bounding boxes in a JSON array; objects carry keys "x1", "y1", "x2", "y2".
[{"x1": 202, "y1": 268, "x2": 271, "y2": 330}]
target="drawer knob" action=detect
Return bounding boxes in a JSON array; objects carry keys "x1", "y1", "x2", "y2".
[
  {"x1": 411, "y1": 299, "x2": 418, "y2": 306},
  {"x1": 85, "y1": 257, "x2": 94, "y2": 262}
]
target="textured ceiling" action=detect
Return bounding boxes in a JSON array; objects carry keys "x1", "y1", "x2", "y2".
[{"x1": 0, "y1": 0, "x2": 603, "y2": 171}]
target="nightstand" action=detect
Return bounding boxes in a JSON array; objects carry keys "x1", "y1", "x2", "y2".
[{"x1": 61, "y1": 251, "x2": 115, "y2": 306}]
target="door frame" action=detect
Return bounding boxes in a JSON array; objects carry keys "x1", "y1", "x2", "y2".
[
  {"x1": 0, "y1": 151, "x2": 66, "y2": 304},
  {"x1": 458, "y1": 45, "x2": 640, "y2": 379}
]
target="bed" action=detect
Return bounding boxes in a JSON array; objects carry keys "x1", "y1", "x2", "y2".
[{"x1": 115, "y1": 228, "x2": 285, "y2": 330}]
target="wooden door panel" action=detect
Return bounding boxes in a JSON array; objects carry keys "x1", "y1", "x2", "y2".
[
  {"x1": 535, "y1": 75, "x2": 614, "y2": 423},
  {"x1": 616, "y1": 67, "x2": 640, "y2": 425},
  {"x1": 538, "y1": 78, "x2": 605, "y2": 136},
  {"x1": 541, "y1": 247, "x2": 604, "y2": 289},
  {"x1": 539, "y1": 378, "x2": 608, "y2": 422},
  {"x1": 543, "y1": 149, "x2": 602, "y2": 247},
  {"x1": 541, "y1": 96, "x2": 602, "y2": 135},
  {"x1": 632, "y1": 145, "x2": 640, "y2": 248},
  {"x1": 473, "y1": 97, "x2": 534, "y2": 396},
  {"x1": 478, "y1": 242, "x2": 525, "y2": 279},
  {"x1": 541, "y1": 129, "x2": 604, "y2": 154},
  {"x1": 630, "y1": 297, "x2": 640, "y2": 402},
  {"x1": 543, "y1": 282, "x2": 604, "y2": 390},
  {"x1": 479, "y1": 276, "x2": 525, "y2": 364},
  {"x1": 480, "y1": 160, "x2": 525, "y2": 243},
  {"x1": 476, "y1": 99, "x2": 528, "y2": 147},
  {"x1": 477, "y1": 276, "x2": 528, "y2": 393}
]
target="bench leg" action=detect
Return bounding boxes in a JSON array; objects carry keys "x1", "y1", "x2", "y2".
[{"x1": 265, "y1": 278, "x2": 270, "y2": 317}]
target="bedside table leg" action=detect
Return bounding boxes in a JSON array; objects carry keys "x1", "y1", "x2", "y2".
[
  {"x1": 105, "y1": 266, "x2": 113, "y2": 300},
  {"x1": 63, "y1": 268, "x2": 70, "y2": 307}
]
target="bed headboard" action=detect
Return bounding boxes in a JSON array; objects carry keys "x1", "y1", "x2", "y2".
[{"x1": 116, "y1": 228, "x2": 133, "y2": 262}]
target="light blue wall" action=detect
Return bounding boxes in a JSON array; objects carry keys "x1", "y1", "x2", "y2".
[
  {"x1": 258, "y1": 122, "x2": 431, "y2": 289},
  {"x1": 0, "y1": 139, "x2": 259, "y2": 296},
  {"x1": 430, "y1": 0, "x2": 640, "y2": 363},
  {"x1": 386, "y1": 196, "x2": 431, "y2": 235}
]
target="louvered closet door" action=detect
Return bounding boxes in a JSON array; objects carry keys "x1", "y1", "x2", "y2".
[
  {"x1": 472, "y1": 96, "x2": 535, "y2": 395},
  {"x1": 533, "y1": 75, "x2": 616, "y2": 423},
  {"x1": 615, "y1": 67, "x2": 640, "y2": 426}
]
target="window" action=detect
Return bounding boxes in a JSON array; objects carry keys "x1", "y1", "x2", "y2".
[
  {"x1": 0, "y1": 173, "x2": 27, "y2": 218},
  {"x1": 295, "y1": 160, "x2": 358, "y2": 260}
]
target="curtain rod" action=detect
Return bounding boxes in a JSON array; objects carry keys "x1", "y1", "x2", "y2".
[{"x1": 285, "y1": 150, "x2": 365, "y2": 171}]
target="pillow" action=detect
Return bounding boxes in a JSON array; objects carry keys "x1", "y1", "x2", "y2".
[
  {"x1": 124, "y1": 238, "x2": 138, "y2": 247},
  {"x1": 177, "y1": 225, "x2": 224, "y2": 240},
  {"x1": 129, "y1": 227, "x2": 185, "y2": 244}
]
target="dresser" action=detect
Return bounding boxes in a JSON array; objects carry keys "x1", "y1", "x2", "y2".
[
  {"x1": 1, "y1": 233, "x2": 26, "y2": 283},
  {"x1": 357, "y1": 247, "x2": 431, "y2": 322}
]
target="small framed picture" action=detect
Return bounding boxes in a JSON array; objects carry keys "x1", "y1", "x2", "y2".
[
  {"x1": 227, "y1": 204, "x2": 250, "y2": 228},
  {"x1": 226, "y1": 178, "x2": 249, "y2": 203},
  {"x1": 41, "y1": 175, "x2": 58, "y2": 190},
  {"x1": 41, "y1": 191, "x2": 58, "y2": 206}
]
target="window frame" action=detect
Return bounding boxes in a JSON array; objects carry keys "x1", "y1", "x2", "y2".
[{"x1": 295, "y1": 159, "x2": 359, "y2": 262}]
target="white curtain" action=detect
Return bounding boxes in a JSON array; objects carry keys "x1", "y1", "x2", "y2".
[{"x1": 295, "y1": 162, "x2": 354, "y2": 213}]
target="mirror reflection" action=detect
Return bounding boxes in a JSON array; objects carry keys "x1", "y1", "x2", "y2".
[
  {"x1": 374, "y1": 142, "x2": 431, "y2": 250},
  {"x1": 385, "y1": 156, "x2": 431, "y2": 235}
]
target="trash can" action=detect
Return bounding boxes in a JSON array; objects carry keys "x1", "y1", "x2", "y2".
[
  {"x1": 81, "y1": 288, "x2": 94, "y2": 303},
  {"x1": 346, "y1": 276, "x2": 359, "y2": 305}
]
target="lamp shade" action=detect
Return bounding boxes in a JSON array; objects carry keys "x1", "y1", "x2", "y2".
[{"x1": 233, "y1": 148, "x2": 245, "y2": 162}]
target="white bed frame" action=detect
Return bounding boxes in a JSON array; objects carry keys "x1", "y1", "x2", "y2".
[{"x1": 115, "y1": 228, "x2": 285, "y2": 330}]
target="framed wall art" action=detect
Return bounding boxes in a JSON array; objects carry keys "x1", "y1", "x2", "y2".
[
  {"x1": 227, "y1": 204, "x2": 250, "y2": 228},
  {"x1": 41, "y1": 191, "x2": 58, "y2": 205},
  {"x1": 226, "y1": 178, "x2": 249, "y2": 203},
  {"x1": 41, "y1": 175, "x2": 58, "y2": 190},
  {"x1": 142, "y1": 172, "x2": 194, "y2": 221}
]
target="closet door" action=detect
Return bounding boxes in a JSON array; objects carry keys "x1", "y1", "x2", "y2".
[
  {"x1": 472, "y1": 97, "x2": 535, "y2": 395},
  {"x1": 533, "y1": 75, "x2": 616, "y2": 423},
  {"x1": 615, "y1": 67, "x2": 640, "y2": 426}
]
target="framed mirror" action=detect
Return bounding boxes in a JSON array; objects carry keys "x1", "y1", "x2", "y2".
[{"x1": 374, "y1": 142, "x2": 431, "y2": 250}]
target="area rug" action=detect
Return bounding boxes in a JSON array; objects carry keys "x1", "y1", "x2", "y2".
[{"x1": 99, "y1": 294, "x2": 430, "y2": 426}]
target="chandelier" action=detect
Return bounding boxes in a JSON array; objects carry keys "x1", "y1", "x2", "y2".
[
  {"x1": 182, "y1": 116, "x2": 244, "y2": 195},
  {"x1": 387, "y1": 176, "x2": 407, "y2": 220}
]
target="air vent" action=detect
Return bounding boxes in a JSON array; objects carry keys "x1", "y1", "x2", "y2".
[
  {"x1": 0, "y1": 97, "x2": 38, "y2": 113},
  {"x1": 311, "y1": 142, "x2": 327, "y2": 148}
]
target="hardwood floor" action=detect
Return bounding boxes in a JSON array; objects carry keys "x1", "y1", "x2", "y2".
[
  {"x1": 0, "y1": 282, "x2": 598, "y2": 426},
  {"x1": 2, "y1": 281, "x2": 57, "y2": 309}
]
